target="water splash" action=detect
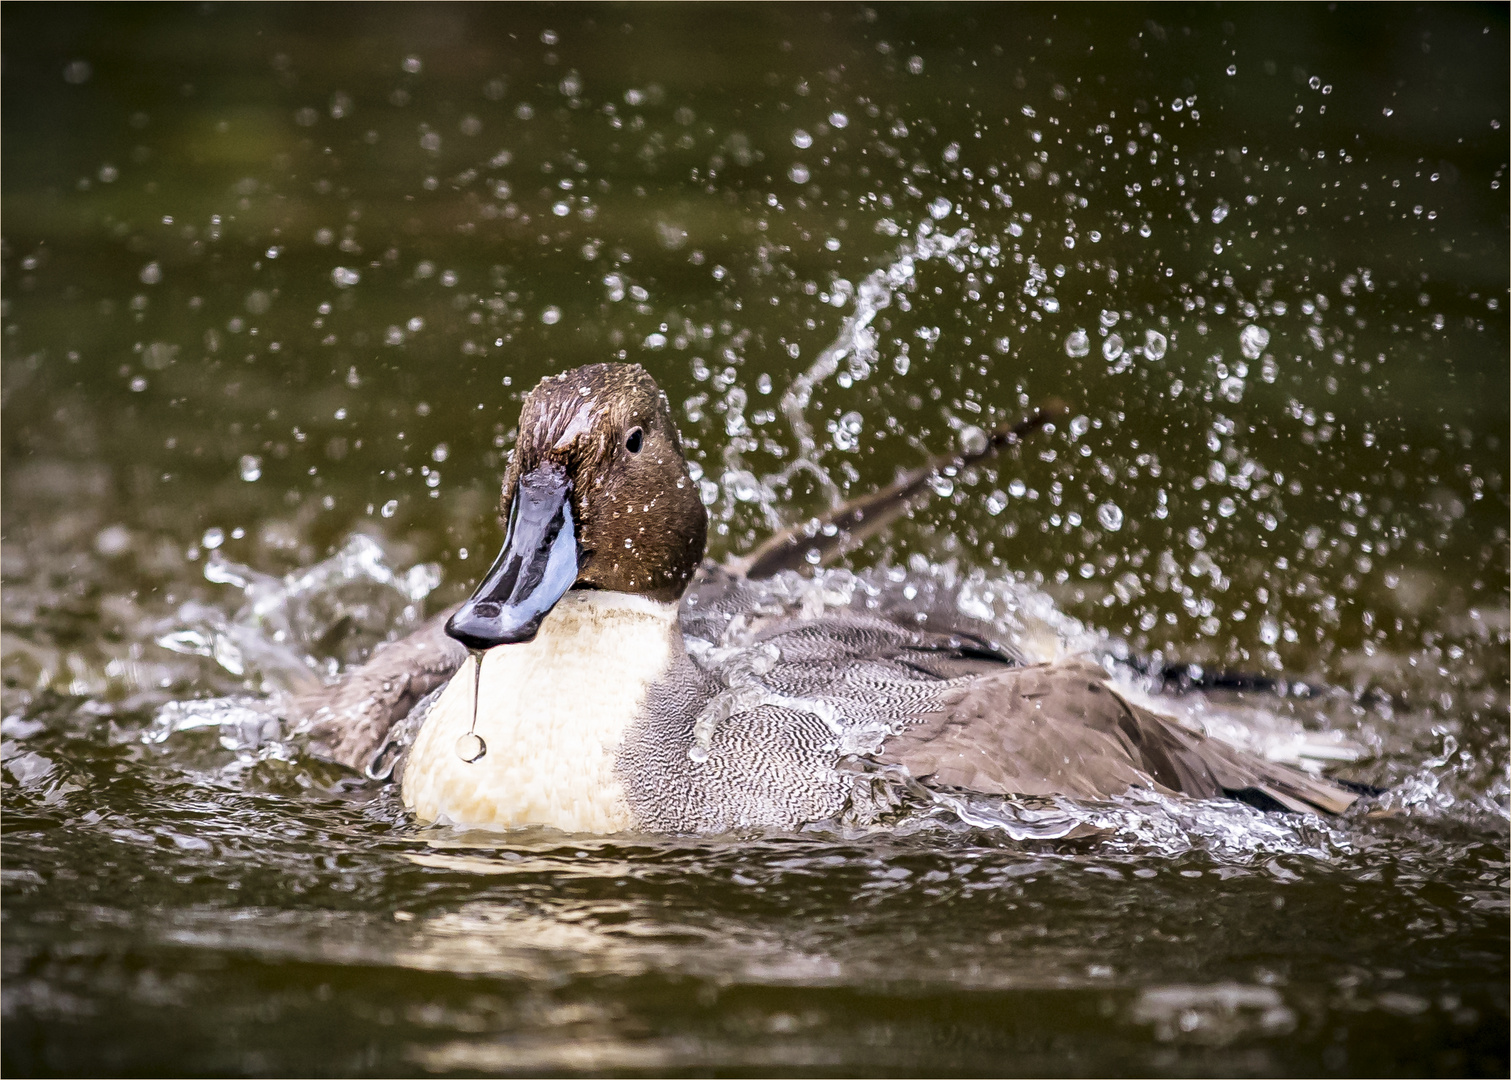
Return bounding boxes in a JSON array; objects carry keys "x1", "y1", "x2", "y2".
[
  {"x1": 921, "y1": 787, "x2": 1351, "y2": 860},
  {"x1": 151, "y1": 535, "x2": 442, "y2": 767},
  {"x1": 764, "y1": 220, "x2": 976, "y2": 509},
  {"x1": 157, "y1": 533, "x2": 440, "y2": 691}
]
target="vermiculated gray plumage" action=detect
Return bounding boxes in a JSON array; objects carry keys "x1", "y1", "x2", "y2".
[{"x1": 616, "y1": 599, "x2": 1355, "y2": 831}]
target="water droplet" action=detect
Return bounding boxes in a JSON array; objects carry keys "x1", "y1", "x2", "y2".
[
  {"x1": 1220, "y1": 375, "x2": 1245, "y2": 402},
  {"x1": 1065, "y1": 329, "x2": 1091, "y2": 357},
  {"x1": 139, "y1": 262, "x2": 162, "y2": 285},
  {"x1": 1008, "y1": 479, "x2": 1027, "y2": 498},
  {"x1": 958, "y1": 425, "x2": 988, "y2": 456},
  {"x1": 238, "y1": 455, "x2": 262, "y2": 482},
  {"x1": 202, "y1": 527, "x2": 225, "y2": 550},
  {"x1": 331, "y1": 266, "x2": 361, "y2": 288},
  {"x1": 1211, "y1": 201, "x2": 1230, "y2": 224},
  {"x1": 1226, "y1": 64, "x2": 1237, "y2": 76},
  {"x1": 380, "y1": 499, "x2": 398, "y2": 518},
  {"x1": 1103, "y1": 333, "x2": 1124, "y2": 362},
  {"x1": 456, "y1": 732, "x2": 487, "y2": 762},
  {"x1": 1144, "y1": 329, "x2": 1168, "y2": 360},
  {"x1": 828, "y1": 111, "x2": 849, "y2": 129},
  {"x1": 993, "y1": 336, "x2": 1011, "y2": 354},
  {"x1": 928, "y1": 196, "x2": 953, "y2": 220},
  {"x1": 788, "y1": 163, "x2": 811, "y2": 184},
  {"x1": 1259, "y1": 617, "x2": 1280, "y2": 645},
  {"x1": 791, "y1": 129, "x2": 813, "y2": 149},
  {"x1": 985, "y1": 490, "x2": 1007, "y2": 515},
  {"x1": 1239, "y1": 324, "x2": 1270, "y2": 360},
  {"x1": 541, "y1": 305, "x2": 562, "y2": 325},
  {"x1": 1097, "y1": 502, "x2": 1124, "y2": 532},
  {"x1": 1069, "y1": 415, "x2": 1090, "y2": 438}
]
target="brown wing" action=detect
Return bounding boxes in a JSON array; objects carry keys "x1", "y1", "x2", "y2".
[
  {"x1": 876, "y1": 656, "x2": 1358, "y2": 815},
  {"x1": 290, "y1": 606, "x2": 466, "y2": 772}
]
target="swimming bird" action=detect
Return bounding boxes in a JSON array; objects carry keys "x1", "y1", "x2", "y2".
[{"x1": 297, "y1": 363, "x2": 1359, "y2": 832}]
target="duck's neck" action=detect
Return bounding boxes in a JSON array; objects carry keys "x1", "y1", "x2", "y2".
[{"x1": 401, "y1": 589, "x2": 682, "y2": 832}]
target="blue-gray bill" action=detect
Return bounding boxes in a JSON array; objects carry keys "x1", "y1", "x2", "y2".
[{"x1": 444, "y1": 462, "x2": 579, "y2": 651}]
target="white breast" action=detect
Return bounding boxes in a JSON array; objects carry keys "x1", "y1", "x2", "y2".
[{"x1": 401, "y1": 590, "x2": 681, "y2": 832}]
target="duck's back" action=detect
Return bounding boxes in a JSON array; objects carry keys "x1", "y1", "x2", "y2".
[{"x1": 617, "y1": 611, "x2": 1356, "y2": 832}]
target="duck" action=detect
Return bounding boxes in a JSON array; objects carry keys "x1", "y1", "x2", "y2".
[{"x1": 296, "y1": 362, "x2": 1360, "y2": 833}]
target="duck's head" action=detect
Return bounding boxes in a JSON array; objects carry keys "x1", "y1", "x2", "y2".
[{"x1": 445, "y1": 363, "x2": 707, "y2": 650}]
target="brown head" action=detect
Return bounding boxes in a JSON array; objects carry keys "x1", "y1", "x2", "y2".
[{"x1": 446, "y1": 364, "x2": 707, "y2": 649}]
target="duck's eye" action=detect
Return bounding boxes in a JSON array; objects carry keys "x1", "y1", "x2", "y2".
[{"x1": 625, "y1": 428, "x2": 643, "y2": 454}]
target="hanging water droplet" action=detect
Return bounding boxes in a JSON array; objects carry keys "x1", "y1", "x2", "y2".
[
  {"x1": 456, "y1": 732, "x2": 487, "y2": 763},
  {"x1": 1144, "y1": 329, "x2": 1168, "y2": 360},
  {"x1": 1065, "y1": 329, "x2": 1091, "y2": 357},
  {"x1": 238, "y1": 454, "x2": 262, "y2": 482},
  {"x1": 1097, "y1": 502, "x2": 1124, "y2": 532},
  {"x1": 1102, "y1": 333, "x2": 1124, "y2": 361}
]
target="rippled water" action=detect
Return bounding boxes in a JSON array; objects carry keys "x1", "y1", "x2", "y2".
[{"x1": 4, "y1": 6, "x2": 1507, "y2": 1075}]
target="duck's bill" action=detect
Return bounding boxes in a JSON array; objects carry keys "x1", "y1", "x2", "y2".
[{"x1": 445, "y1": 463, "x2": 579, "y2": 649}]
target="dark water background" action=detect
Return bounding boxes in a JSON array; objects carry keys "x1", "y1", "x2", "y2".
[{"x1": 3, "y1": 5, "x2": 1507, "y2": 1076}]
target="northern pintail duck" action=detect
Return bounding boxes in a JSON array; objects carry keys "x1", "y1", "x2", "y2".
[{"x1": 297, "y1": 363, "x2": 1359, "y2": 832}]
